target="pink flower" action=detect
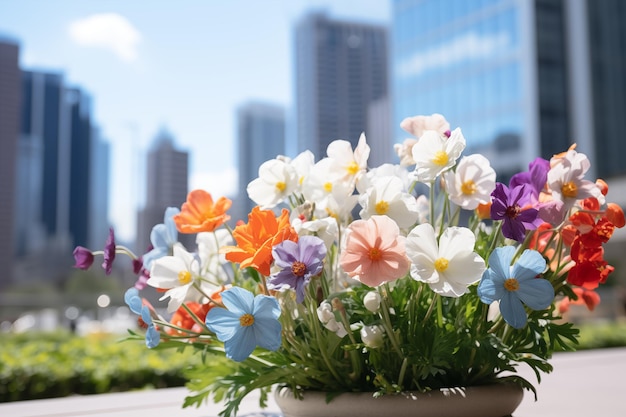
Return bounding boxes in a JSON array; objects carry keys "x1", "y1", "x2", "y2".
[{"x1": 339, "y1": 215, "x2": 410, "y2": 287}]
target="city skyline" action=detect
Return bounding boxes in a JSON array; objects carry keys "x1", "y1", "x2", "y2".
[{"x1": 0, "y1": 1, "x2": 391, "y2": 243}]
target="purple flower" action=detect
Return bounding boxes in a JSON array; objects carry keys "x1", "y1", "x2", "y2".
[
  {"x1": 102, "y1": 228, "x2": 116, "y2": 275},
  {"x1": 509, "y1": 157, "x2": 550, "y2": 204},
  {"x1": 73, "y1": 246, "x2": 94, "y2": 270},
  {"x1": 491, "y1": 183, "x2": 542, "y2": 242},
  {"x1": 268, "y1": 235, "x2": 327, "y2": 303}
]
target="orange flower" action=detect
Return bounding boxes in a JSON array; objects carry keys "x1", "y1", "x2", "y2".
[
  {"x1": 607, "y1": 203, "x2": 625, "y2": 228},
  {"x1": 595, "y1": 178, "x2": 609, "y2": 196},
  {"x1": 559, "y1": 287, "x2": 601, "y2": 313},
  {"x1": 221, "y1": 207, "x2": 298, "y2": 276},
  {"x1": 174, "y1": 190, "x2": 232, "y2": 233},
  {"x1": 475, "y1": 202, "x2": 492, "y2": 220}
]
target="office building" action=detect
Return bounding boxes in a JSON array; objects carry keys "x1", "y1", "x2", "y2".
[
  {"x1": 0, "y1": 38, "x2": 20, "y2": 288},
  {"x1": 136, "y1": 129, "x2": 189, "y2": 254},
  {"x1": 294, "y1": 12, "x2": 390, "y2": 160},
  {"x1": 392, "y1": 0, "x2": 626, "y2": 181},
  {"x1": 235, "y1": 101, "x2": 286, "y2": 220},
  {"x1": 20, "y1": 70, "x2": 72, "y2": 246}
]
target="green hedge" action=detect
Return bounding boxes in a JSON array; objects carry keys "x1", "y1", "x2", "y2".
[
  {"x1": 0, "y1": 331, "x2": 202, "y2": 402},
  {"x1": 2, "y1": 322, "x2": 626, "y2": 402}
]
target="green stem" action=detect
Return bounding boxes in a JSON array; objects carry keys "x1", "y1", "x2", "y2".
[{"x1": 379, "y1": 286, "x2": 404, "y2": 359}]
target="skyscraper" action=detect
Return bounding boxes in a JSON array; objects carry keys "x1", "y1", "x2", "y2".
[
  {"x1": 0, "y1": 37, "x2": 20, "y2": 288},
  {"x1": 136, "y1": 129, "x2": 189, "y2": 254},
  {"x1": 235, "y1": 101, "x2": 285, "y2": 221},
  {"x1": 16, "y1": 69, "x2": 108, "y2": 283},
  {"x1": 391, "y1": 0, "x2": 626, "y2": 181},
  {"x1": 294, "y1": 12, "x2": 389, "y2": 160},
  {"x1": 20, "y1": 70, "x2": 72, "y2": 247}
]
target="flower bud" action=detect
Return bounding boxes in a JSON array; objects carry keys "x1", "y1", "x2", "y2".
[
  {"x1": 360, "y1": 325, "x2": 384, "y2": 348},
  {"x1": 73, "y1": 246, "x2": 95, "y2": 270},
  {"x1": 363, "y1": 291, "x2": 381, "y2": 313}
]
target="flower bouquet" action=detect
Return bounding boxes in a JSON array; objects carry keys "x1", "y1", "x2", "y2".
[{"x1": 74, "y1": 114, "x2": 624, "y2": 417}]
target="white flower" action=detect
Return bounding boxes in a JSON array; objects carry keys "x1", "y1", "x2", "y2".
[
  {"x1": 363, "y1": 291, "x2": 381, "y2": 313},
  {"x1": 325, "y1": 133, "x2": 370, "y2": 185},
  {"x1": 405, "y1": 223, "x2": 486, "y2": 297},
  {"x1": 148, "y1": 243, "x2": 202, "y2": 313},
  {"x1": 547, "y1": 149, "x2": 604, "y2": 209},
  {"x1": 357, "y1": 163, "x2": 412, "y2": 194},
  {"x1": 443, "y1": 154, "x2": 496, "y2": 210},
  {"x1": 289, "y1": 150, "x2": 316, "y2": 192},
  {"x1": 411, "y1": 128, "x2": 466, "y2": 183},
  {"x1": 358, "y1": 176, "x2": 420, "y2": 229},
  {"x1": 247, "y1": 158, "x2": 298, "y2": 209},
  {"x1": 360, "y1": 324, "x2": 385, "y2": 348},
  {"x1": 296, "y1": 217, "x2": 339, "y2": 250},
  {"x1": 196, "y1": 229, "x2": 233, "y2": 285}
]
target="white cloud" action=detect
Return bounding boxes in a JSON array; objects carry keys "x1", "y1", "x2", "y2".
[
  {"x1": 68, "y1": 13, "x2": 142, "y2": 62},
  {"x1": 190, "y1": 167, "x2": 239, "y2": 199},
  {"x1": 397, "y1": 31, "x2": 510, "y2": 78}
]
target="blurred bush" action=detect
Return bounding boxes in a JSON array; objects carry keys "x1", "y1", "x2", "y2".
[{"x1": 0, "y1": 331, "x2": 202, "y2": 402}]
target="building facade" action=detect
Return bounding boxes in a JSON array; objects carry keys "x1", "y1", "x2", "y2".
[
  {"x1": 235, "y1": 101, "x2": 286, "y2": 221},
  {"x1": 136, "y1": 129, "x2": 189, "y2": 254},
  {"x1": 294, "y1": 12, "x2": 390, "y2": 160},
  {"x1": 0, "y1": 38, "x2": 20, "y2": 288}
]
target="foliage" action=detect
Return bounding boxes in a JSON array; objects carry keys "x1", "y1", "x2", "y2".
[{"x1": 0, "y1": 331, "x2": 200, "y2": 402}]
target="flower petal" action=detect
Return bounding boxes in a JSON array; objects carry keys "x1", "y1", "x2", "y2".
[{"x1": 499, "y1": 291, "x2": 528, "y2": 329}]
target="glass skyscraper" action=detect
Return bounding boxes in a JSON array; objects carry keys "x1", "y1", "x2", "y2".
[
  {"x1": 235, "y1": 101, "x2": 285, "y2": 222},
  {"x1": 294, "y1": 12, "x2": 389, "y2": 160}
]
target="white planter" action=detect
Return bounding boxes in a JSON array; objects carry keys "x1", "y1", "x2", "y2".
[{"x1": 275, "y1": 383, "x2": 524, "y2": 417}]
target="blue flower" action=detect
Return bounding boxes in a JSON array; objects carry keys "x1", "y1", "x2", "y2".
[
  {"x1": 142, "y1": 207, "x2": 180, "y2": 270},
  {"x1": 477, "y1": 246, "x2": 554, "y2": 329},
  {"x1": 206, "y1": 287, "x2": 282, "y2": 362},
  {"x1": 269, "y1": 235, "x2": 327, "y2": 303},
  {"x1": 124, "y1": 288, "x2": 161, "y2": 348}
]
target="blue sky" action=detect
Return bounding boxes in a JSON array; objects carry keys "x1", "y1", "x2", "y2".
[{"x1": 0, "y1": 0, "x2": 390, "y2": 243}]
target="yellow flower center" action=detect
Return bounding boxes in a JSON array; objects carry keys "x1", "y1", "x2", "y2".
[
  {"x1": 504, "y1": 278, "x2": 519, "y2": 292},
  {"x1": 178, "y1": 270, "x2": 192, "y2": 285},
  {"x1": 434, "y1": 257, "x2": 449, "y2": 272},
  {"x1": 291, "y1": 261, "x2": 307, "y2": 277},
  {"x1": 432, "y1": 150, "x2": 449, "y2": 166},
  {"x1": 561, "y1": 181, "x2": 578, "y2": 198},
  {"x1": 239, "y1": 313, "x2": 255, "y2": 327},
  {"x1": 324, "y1": 182, "x2": 333, "y2": 193},
  {"x1": 375, "y1": 200, "x2": 389, "y2": 215},
  {"x1": 299, "y1": 176, "x2": 305, "y2": 185},
  {"x1": 461, "y1": 180, "x2": 477, "y2": 195},
  {"x1": 369, "y1": 247, "x2": 382, "y2": 261},
  {"x1": 346, "y1": 161, "x2": 360, "y2": 175},
  {"x1": 276, "y1": 181, "x2": 287, "y2": 192}
]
